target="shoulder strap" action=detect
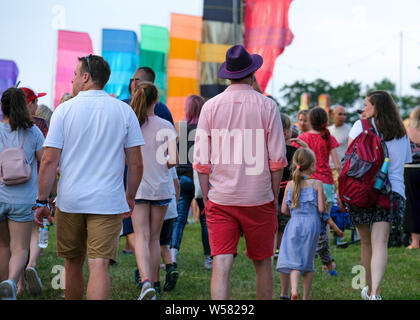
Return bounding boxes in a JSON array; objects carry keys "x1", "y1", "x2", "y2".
[
  {"x1": 361, "y1": 118, "x2": 371, "y2": 132},
  {"x1": 0, "y1": 129, "x2": 28, "y2": 149},
  {"x1": 19, "y1": 130, "x2": 28, "y2": 149},
  {"x1": 0, "y1": 131, "x2": 5, "y2": 149}
]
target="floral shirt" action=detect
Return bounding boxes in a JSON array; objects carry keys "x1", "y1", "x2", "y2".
[{"x1": 294, "y1": 132, "x2": 339, "y2": 185}]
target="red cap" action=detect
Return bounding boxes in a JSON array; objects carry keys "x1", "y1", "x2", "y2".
[{"x1": 20, "y1": 87, "x2": 47, "y2": 104}]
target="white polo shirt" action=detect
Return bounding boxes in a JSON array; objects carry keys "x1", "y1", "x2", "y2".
[{"x1": 44, "y1": 90, "x2": 145, "y2": 214}]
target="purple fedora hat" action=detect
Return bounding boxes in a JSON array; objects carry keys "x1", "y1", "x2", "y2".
[{"x1": 218, "y1": 45, "x2": 263, "y2": 80}]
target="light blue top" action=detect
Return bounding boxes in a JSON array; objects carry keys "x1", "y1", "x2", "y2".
[{"x1": 0, "y1": 123, "x2": 44, "y2": 204}]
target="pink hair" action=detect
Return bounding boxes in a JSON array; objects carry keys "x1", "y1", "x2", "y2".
[{"x1": 184, "y1": 95, "x2": 205, "y2": 125}]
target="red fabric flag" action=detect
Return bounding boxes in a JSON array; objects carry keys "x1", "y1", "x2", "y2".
[{"x1": 245, "y1": 0, "x2": 294, "y2": 92}]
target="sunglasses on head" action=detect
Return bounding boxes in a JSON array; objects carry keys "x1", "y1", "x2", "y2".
[{"x1": 85, "y1": 54, "x2": 93, "y2": 76}]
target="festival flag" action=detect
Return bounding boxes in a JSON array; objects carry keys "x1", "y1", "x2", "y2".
[
  {"x1": 0, "y1": 59, "x2": 19, "y2": 96},
  {"x1": 140, "y1": 25, "x2": 169, "y2": 103},
  {"x1": 244, "y1": 0, "x2": 294, "y2": 92},
  {"x1": 54, "y1": 30, "x2": 93, "y2": 108},
  {"x1": 102, "y1": 29, "x2": 139, "y2": 100},
  {"x1": 167, "y1": 13, "x2": 202, "y2": 122},
  {"x1": 200, "y1": 0, "x2": 243, "y2": 100}
]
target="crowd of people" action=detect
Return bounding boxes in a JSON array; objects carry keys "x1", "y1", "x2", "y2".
[{"x1": 0, "y1": 44, "x2": 418, "y2": 301}]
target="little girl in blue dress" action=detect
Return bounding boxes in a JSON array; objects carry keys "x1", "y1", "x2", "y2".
[{"x1": 276, "y1": 147, "x2": 325, "y2": 300}]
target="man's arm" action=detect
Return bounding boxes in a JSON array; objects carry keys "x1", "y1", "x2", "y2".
[
  {"x1": 198, "y1": 173, "x2": 210, "y2": 205},
  {"x1": 271, "y1": 169, "x2": 283, "y2": 212},
  {"x1": 125, "y1": 146, "x2": 143, "y2": 217},
  {"x1": 34, "y1": 147, "x2": 61, "y2": 224}
]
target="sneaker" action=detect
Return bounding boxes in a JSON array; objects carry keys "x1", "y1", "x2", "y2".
[
  {"x1": 361, "y1": 286, "x2": 370, "y2": 300},
  {"x1": 24, "y1": 267, "x2": 42, "y2": 296},
  {"x1": 204, "y1": 255, "x2": 213, "y2": 270},
  {"x1": 328, "y1": 269, "x2": 338, "y2": 276},
  {"x1": 0, "y1": 280, "x2": 17, "y2": 300},
  {"x1": 369, "y1": 295, "x2": 382, "y2": 300},
  {"x1": 280, "y1": 295, "x2": 291, "y2": 300},
  {"x1": 163, "y1": 268, "x2": 179, "y2": 292},
  {"x1": 138, "y1": 280, "x2": 156, "y2": 300},
  {"x1": 154, "y1": 281, "x2": 161, "y2": 295}
]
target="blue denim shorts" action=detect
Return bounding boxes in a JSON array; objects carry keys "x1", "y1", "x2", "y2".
[
  {"x1": 135, "y1": 199, "x2": 172, "y2": 207},
  {"x1": 0, "y1": 202, "x2": 35, "y2": 223}
]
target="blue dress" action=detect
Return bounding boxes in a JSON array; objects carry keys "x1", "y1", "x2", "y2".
[{"x1": 276, "y1": 184, "x2": 321, "y2": 274}]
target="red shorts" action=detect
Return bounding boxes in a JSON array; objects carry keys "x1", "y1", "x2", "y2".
[{"x1": 205, "y1": 200, "x2": 278, "y2": 261}]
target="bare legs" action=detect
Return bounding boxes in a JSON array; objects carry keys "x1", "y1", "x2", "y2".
[
  {"x1": 356, "y1": 222, "x2": 390, "y2": 297},
  {"x1": 132, "y1": 204, "x2": 167, "y2": 284},
  {"x1": 0, "y1": 220, "x2": 32, "y2": 285},
  {"x1": 211, "y1": 254, "x2": 273, "y2": 300},
  {"x1": 290, "y1": 270, "x2": 313, "y2": 300},
  {"x1": 408, "y1": 233, "x2": 420, "y2": 249}
]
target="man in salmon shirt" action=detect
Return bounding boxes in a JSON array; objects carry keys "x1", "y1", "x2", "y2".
[{"x1": 193, "y1": 45, "x2": 288, "y2": 300}]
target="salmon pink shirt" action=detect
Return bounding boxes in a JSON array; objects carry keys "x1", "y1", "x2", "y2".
[{"x1": 193, "y1": 84, "x2": 288, "y2": 206}]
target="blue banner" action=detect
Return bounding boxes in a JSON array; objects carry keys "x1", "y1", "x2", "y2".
[{"x1": 102, "y1": 29, "x2": 139, "y2": 100}]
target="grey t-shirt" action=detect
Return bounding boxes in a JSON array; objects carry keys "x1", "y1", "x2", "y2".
[{"x1": 0, "y1": 123, "x2": 44, "y2": 204}]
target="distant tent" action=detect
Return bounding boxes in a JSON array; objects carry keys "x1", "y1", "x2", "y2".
[
  {"x1": 102, "y1": 29, "x2": 139, "y2": 101},
  {"x1": 54, "y1": 30, "x2": 93, "y2": 108}
]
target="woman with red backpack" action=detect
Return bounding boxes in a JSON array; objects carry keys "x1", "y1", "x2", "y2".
[{"x1": 346, "y1": 91, "x2": 412, "y2": 300}]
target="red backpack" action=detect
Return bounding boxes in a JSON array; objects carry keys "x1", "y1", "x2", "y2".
[{"x1": 338, "y1": 119, "x2": 384, "y2": 208}]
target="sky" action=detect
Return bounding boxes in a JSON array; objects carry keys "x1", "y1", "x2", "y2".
[{"x1": 1, "y1": 0, "x2": 420, "y2": 108}]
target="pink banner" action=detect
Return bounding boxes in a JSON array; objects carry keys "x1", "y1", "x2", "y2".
[
  {"x1": 245, "y1": 0, "x2": 294, "y2": 92},
  {"x1": 54, "y1": 30, "x2": 93, "y2": 108}
]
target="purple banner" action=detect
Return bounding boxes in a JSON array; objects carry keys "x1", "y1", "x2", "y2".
[{"x1": 0, "y1": 59, "x2": 19, "y2": 96}]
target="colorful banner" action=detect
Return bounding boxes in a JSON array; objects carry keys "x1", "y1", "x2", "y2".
[
  {"x1": 140, "y1": 25, "x2": 169, "y2": 103},
  {"x1": 102, "y1": 29, "x2": 139, "y2": 101},
  {"x1": 167, "y1": 13, "x2": 202, "y2": 122},
  {"x1": 200, "y1": 0, "x2": 243, "y2": 100},
  {"x1": 245, "y1": 0, "x2": 294, "y2": 92},
  {"x1": 0, "y1": 59, "x2": 19, "y2": 97},
  {"x1": 54, "y1": 30, "x2": 93, "y2": 108}
]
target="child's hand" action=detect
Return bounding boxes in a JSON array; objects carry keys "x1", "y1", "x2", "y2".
[
  {"x1": 334, "y1": 229, "x2": 344, "y2": 238},
  {"x1": 290, "y1": 138, "x2": 309, "y2": 149}
]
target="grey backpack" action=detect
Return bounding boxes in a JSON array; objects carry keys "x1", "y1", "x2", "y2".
[{"x1": 0, "y1": 130, "x2": 33, "y2": 185}]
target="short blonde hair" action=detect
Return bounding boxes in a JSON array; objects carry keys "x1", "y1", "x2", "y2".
[{"x1": 410, "y1": 106, "x2": 420, "y2": 129}]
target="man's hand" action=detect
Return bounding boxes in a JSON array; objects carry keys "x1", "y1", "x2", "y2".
[
  {"x1": 34, "y1": 206, "x2": 50, "y2": 226},
  {"x1": 124, "y1": 197, "x2": 135, "y2": 220}
]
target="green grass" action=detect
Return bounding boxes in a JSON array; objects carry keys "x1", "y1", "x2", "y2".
[{"x1": 19, "y1": 222, "x2": 420, "y2": 300}]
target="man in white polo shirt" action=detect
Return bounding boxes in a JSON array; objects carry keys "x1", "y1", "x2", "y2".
[{"x1": 34, "y1": 55, "x2": 144, "y2": 300}]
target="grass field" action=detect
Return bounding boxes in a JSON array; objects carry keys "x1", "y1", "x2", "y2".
[{"x1": 19, "y1": 222, "x2": 420, "y2": 300}]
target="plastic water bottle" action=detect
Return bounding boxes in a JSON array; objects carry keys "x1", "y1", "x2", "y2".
[
  {"x1": 38, "y1": 218, "x2": 49, "y2": 249},
  {"x1": 374, "y1": 158, "x2": 390, "y2": 191}
]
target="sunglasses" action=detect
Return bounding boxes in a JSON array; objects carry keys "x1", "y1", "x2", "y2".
[{"x1": 85, "y1": 54, "x2": 93, "y2": 76}]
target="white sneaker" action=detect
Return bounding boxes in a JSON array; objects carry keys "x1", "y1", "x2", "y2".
[
  {"x1": 361, "y1": 286, "x2": 370, "y2": 300},
  {"x1": 369, "y1": 295, "x2": 382, "y2": 300},
  {"x1": 24, "y1": 267, "x2": 43, "y2": 296},
  {"x1": 0, "y1": 280, "x2": 17, "y2": 300},
  {"x1": 138, "y1": 281, "x2": 156, "y2": 300}
]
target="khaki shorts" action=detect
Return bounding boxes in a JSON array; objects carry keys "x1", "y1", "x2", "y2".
[{"x1": 55, "y1": 208, "x2": 123, "y2": 263}]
